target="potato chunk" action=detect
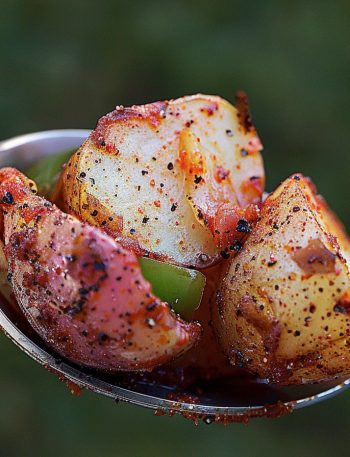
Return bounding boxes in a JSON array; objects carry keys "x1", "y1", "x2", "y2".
[
  {"x1": 57, "y1": 93, "x2": 264, "y2": 268},
  {"x1": 0, "y1": 168, "x2": 201, "y2": 372},
  {"x1": 213, "y1": 174, "x2": 350, "y2": 384}
]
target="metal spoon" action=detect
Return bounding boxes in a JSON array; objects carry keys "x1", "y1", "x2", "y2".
[{"x1": 0, "y1": 129, "x2": 349, "y2": 421}]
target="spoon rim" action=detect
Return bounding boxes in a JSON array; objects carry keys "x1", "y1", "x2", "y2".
[{"x1": 0, "y1": 129, "x2": 91, "y2": 152}]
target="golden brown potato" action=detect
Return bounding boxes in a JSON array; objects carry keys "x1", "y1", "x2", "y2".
[
  {"x1": 0, "y1": 168, "x2": 201, "y2": 372},
  {"x1": 56, "y1": 93, "x2": 264, "y2": 268},
  {"x1": 213, "y1": 174, "x2": 350, "y2": 384}
]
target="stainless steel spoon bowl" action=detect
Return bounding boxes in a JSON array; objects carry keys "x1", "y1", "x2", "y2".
[{"x1": 1, "y1": 129, "x2": 349, "y2": 422}]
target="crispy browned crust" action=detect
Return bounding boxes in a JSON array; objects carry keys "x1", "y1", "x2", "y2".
[{"x1": 90, "y1": 101, "x2": 168, "y2": 149}]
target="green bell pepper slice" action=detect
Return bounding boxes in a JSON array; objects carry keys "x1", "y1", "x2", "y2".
[{"x1": 139, "y1": 257, "x2": 206, "y2": 319}]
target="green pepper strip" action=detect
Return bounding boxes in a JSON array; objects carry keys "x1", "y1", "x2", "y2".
[{"x1": 138, "y1": 257, "x2": 205, "y2": 319}]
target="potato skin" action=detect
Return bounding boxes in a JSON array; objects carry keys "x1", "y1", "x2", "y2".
[
  {"x1": 0, "y1": 170, "x2": 37, "y2": 304},
  {"x1": 0, "y1": 168, "x2": 201, "y2": 372},
  {"x1": 57, "y1": 94, "x2": 264, "y2": 269},
  {"x1": 213, "y1": 174, "x2": 350, "y2": 384}
]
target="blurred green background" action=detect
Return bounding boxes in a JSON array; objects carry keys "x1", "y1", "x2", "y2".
[{"x1": 1, "y1": 0, "x2": 350, "y2": 456}]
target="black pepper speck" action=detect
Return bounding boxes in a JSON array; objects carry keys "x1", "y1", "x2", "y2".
[
  {"x1": 236, "y1": 219, "x2": 252, "y2": 233},
  {"x1": 2, "y1": 192, "x2": 14, "y2": 205}
]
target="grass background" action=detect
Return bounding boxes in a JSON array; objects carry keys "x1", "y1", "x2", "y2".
[{"x1": 1, "y1": 1, "x2": 350, "y2": 455}]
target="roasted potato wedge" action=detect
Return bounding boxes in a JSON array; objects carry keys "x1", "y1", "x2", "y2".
[
  {"x1": 56, "y1": 93, "x2": 264, "y2": 268},
  {"x1": 0, "y1": 168, "x2": 201, "y2": 372},
  {"x1": 213, "y1": 174, "x2": 350, "y2": 384}
]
